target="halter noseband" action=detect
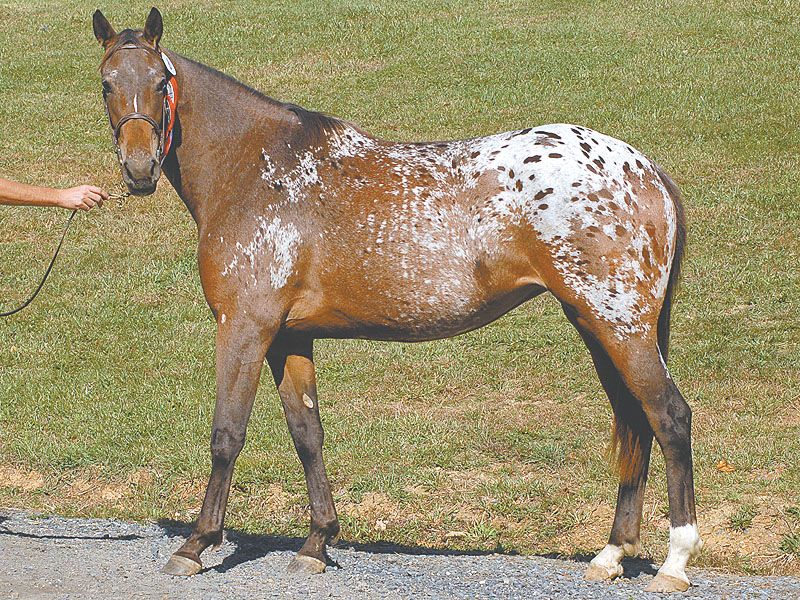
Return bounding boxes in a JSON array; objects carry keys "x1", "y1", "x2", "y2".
[{"x1": 103, "y1": 43, "x2": 178, "y2": 166}]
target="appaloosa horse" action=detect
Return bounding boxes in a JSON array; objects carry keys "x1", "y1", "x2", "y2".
[{"x1": 93, "y1": 8, "x2": 701, "y2": 592}]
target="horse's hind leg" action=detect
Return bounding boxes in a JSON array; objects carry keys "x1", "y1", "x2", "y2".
[
  {"x1": 162, "y1": 316, "x2": 275, "y2": 576},
  {"x1": 563, "y1": 306, "x2": 701, "y2": 592},
  {"x1": 566, "y1": 317, "x2": 654, "y2": 582},
  {"x1": 266, "y1": 333, "x2": 339, "y2": 575}
]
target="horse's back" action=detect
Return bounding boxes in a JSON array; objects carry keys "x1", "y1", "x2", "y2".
[
  {"x1": 302, "y1": 123, "x2": 679, "y2": 341},
  {"x1": 211, "y1": 122, "x2": 679, "y2": 343}
]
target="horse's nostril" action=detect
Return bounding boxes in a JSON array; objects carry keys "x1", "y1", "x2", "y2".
[{"x1": 149, "y1": 159, "x2": 157, "y2": 176}]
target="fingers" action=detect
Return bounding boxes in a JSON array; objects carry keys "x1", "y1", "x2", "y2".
[
  {"x1": 59, "y1": 184, "x2": 110, "y2": 210},
  {"x1": 87, "y1": 185, "x2": 110, "y2": 201},
  {"x1": 86, "y1": 190, "x2": 104, "y2": 207}
]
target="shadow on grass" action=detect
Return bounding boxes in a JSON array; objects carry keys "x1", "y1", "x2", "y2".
[{"x1": 156, "y1": 518, "x2": 656, "y2": 578}]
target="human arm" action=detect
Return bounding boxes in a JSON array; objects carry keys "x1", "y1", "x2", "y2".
[{"x1": 0, "y1": 177, "x2": 108, "y2": 210}]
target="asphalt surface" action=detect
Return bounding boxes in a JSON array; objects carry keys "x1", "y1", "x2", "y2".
[{"x1": 1, "y1": 511, "x2": 798, "y2": 599}]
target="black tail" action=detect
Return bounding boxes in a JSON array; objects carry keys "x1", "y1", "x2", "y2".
[{"x1": 654, "y1": 165, "x2": 687, "y2": 362}]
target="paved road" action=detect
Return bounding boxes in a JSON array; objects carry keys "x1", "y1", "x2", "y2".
[{"x1": 1, "y1": 511, "x2": 797, "y2": 599}]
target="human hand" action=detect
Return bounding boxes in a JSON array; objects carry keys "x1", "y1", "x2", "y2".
[{"x1": 56, "y1": 185, "x2": 109, "y2": 211}]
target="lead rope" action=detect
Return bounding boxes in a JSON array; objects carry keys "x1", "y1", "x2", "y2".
[{"x1": 0, "y1": 188, "x2": 130, "y2": 318}]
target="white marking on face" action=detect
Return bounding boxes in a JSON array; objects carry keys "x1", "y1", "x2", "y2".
[
  {"x1": 133, "y1": 94, "x2": 138, "y2": 112},
  {"x1": 658, "y1": 523, "x2": 703, "y2": 584},
  {"x1": 302, "y1": 393, "x2": 314, "y2": 409},
  {"x1": 220, "y1": 313, "x2": 226, "y2": 324}
]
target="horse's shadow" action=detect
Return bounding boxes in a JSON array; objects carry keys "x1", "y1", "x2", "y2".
[
  {"x1": 0, "y1": 514, "x2": 143, "y2": 542},
  {"x1": 156, "y1": 518, "x2": 513, "y2": 574},
  {"x1": 156, "y1": 519, "x2": 657, "y2": 578}
]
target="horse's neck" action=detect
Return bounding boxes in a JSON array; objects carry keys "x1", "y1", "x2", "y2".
[{"x1": 162, "y1": 52, "x2": 301, "y2": 229}]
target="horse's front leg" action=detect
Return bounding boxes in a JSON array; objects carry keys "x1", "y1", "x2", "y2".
[
  {"x1": 266, "y1": 333, "x2": 339, "y2": 574},
  {"x1": 162, "y1": 315, "x2": 275, "y2": 576}
]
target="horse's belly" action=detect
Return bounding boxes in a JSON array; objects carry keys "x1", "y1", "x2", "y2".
[{"x1": 285, "y1": 270, "x2": 543, "y2": 342}]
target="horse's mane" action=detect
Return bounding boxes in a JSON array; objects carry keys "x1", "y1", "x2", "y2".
[
  {"x1": 181, "y1": 53, "x2": 349, "y2": 144},
  {"x1": 102, "y1": 32, "x2": 353, "y2": 146}
]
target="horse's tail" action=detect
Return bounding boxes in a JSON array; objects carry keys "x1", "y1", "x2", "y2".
[
  {"x1": 610, "y1": 164, "x2": 686, "y2": 483},
  {"x1": 655, "y1": 165, "x2": 687, "y2": 362}
]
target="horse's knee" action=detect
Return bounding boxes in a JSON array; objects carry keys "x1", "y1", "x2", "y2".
[{"x1": 210, "y1": 427, "x2": 246, "y2": 465}]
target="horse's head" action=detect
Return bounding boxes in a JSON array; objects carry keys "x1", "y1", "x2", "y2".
[{"x1": 93, "y1": 8, "x2": 175, "y2": 196}]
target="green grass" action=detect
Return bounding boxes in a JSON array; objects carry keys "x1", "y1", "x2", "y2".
[{"x1": 1, "y1": 0, "x2": 798, "y2": 575}]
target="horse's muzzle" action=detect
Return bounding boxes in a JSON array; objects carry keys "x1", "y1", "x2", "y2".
[{"x1": 122, "y1": 155, "x2": 161, "y2": 196}]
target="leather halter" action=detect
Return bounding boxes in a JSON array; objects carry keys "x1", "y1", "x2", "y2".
[{"x1": 103, "y1": 43, "x2": 178, "y2": 165}]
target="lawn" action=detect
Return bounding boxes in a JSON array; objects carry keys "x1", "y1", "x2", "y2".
[{"x1": 1, "y1": 0, "x2": 798, "y2": 576}]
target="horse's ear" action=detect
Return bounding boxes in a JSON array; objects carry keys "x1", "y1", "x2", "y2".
[
  {"x1": 143, "y1": 7, "x2": 163, "y2": 48},
  {"x1": 93, "y1": 10, "x2": 116, "y2": 47}
]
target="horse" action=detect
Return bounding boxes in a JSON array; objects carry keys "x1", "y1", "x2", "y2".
[{"x1": 92, "y1": 8, "x2": 701, "y2": 593}]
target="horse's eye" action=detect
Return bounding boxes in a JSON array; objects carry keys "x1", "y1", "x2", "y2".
[{"x1": 102, "y1": 80, "x2": 112, "y2": 95}]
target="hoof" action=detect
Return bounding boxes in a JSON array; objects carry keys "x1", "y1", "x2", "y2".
[
  {"x1": 585, "y1": 562, "x2": 623, "y2": 581},
  {"x1": 162, "y1": 554, "x2": 203, "y2": 577},
  {"x1": 645, "y1": 572, "x2": 690, "y2": 593},
  {"x1": 286, "y1": 554, "x2": 326, "y2": 575}
]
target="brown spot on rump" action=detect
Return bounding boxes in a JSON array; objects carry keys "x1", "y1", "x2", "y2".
[
  {"x1": 615, "y1": 225, "x2": 626, "y2": 237},
  {"x1": 571, "y1": 181, "x2": 581, "y2": 187},
  {"x1": 593, "y1": 159, "x2": 604, "y2": 170},
  {"x1": 470, "y1": 150, "x2": 480, "y2": 158},
  {"x1": 538, "y1": 203, "x2": 549, "y2": 210},
  {"x1": 515, "y1": 180, "x2": 523, "y2": 192},
  {"x1": 549, "y1": 153, "x2": 563, "y2": 159},
  {"x1": 642, "y1": 246, "x2": 652, "y2": 267},
  {"x1": 645, "y1": 222, "x2": 665, "y2": 263},
  {"x1": 580, "y1": 142, "x2": 591, "y2": 153},
  {"x1": 508, "y1": 127, "x2": 533, "y2": 139},
  {"x1": 635, "y1": 159, "x2": 644, "y2": 170},
  {"x1": 508, "y1": 169, "x2": 515, "y2": 179},
  {"x1": 597, "y1": 189, "x2": 613, "y2": 200},
  {"x1": 534, "y1": 188, "x2": 553, "y2": 200},
  {"x1": 587, "y1": 192, "x2": 599, "y2": 202},
  {"x1": 524, "y1": 155, "x2": 541, "y2": 163},
  {"x1": 535, "y1": 130, "x2": 562, "y2": 139}
]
